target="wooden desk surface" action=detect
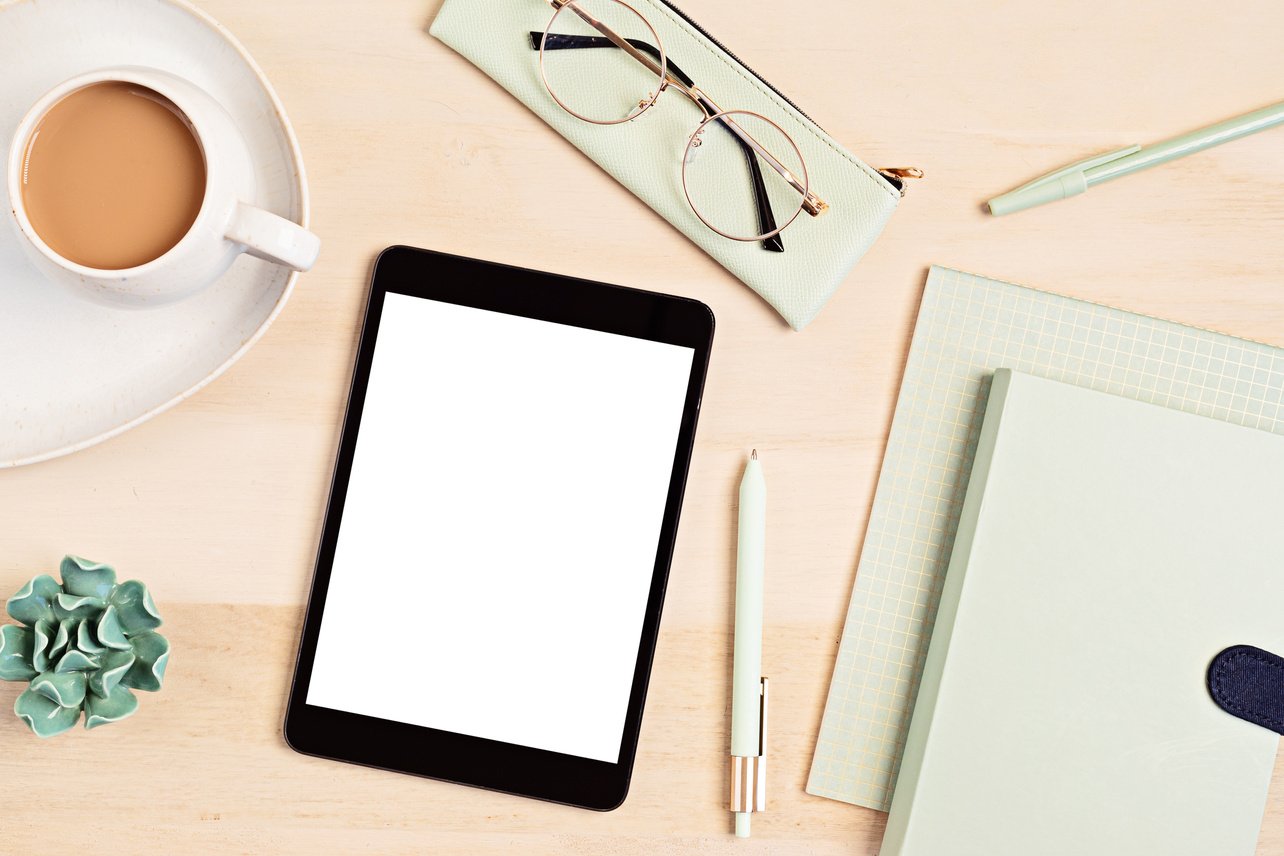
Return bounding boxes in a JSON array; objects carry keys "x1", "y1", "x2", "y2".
[{"x1": 2, "y1": 0, "x2": 1282, "y2": 852}]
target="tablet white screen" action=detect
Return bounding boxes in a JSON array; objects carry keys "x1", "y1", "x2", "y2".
[{"x1": 306, "y1": 293, "x2": 695, "y2": 763}]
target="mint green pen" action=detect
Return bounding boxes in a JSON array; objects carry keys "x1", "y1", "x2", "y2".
[
  {"x1": 730, "y1": 450, "x2": 767, "y2": 838},
  {"x1": 988, "y1": 100, "x2": 1284, "y2": 215}
]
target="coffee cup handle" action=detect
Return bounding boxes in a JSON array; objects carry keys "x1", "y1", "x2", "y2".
[{"x1": 225, "y1": 201, "x2": 320, "y2": 272}]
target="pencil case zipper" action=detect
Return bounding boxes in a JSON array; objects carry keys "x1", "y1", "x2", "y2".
[{"x1": 656, "y1": 0, "x2": 920, "y2": 195}]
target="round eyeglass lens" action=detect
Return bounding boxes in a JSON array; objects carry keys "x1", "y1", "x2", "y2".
[
  {"x1": 682, "y1": 110, "x2": 808, "y2": 242},
  {"x1": 539, "y1": 0, "x2": 666, "y2": 125}
]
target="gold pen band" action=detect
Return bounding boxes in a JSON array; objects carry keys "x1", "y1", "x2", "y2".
[{"x1": 729, "y1": 754, "x2": 766, "y2": 813}]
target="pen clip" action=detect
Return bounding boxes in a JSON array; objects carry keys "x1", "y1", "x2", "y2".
[
  {"x1": 758, "y1": 676, "x2": 768, "y2": 757},
  {"x1": 730, "y1": 681, "x2": 769, "y2": 816},
  {"x1": 1006, "y1": 144, "x2": 1141, "y2": 195},
  {"x1": 988, "y1": 144, "x2": 1141, "y2": 215}
]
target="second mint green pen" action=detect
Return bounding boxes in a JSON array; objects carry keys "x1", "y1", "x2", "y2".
[
  {"x1": 988, "y1": 99, "x2": 1284, "y2": 215},
  {"x1": 730, "y1": 450, "x2": 767, "y2": 839}
]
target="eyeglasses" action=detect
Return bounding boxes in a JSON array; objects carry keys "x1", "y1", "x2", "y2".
[{"x1": 530, "y1": 0, "x2": 828, "y2": 252}]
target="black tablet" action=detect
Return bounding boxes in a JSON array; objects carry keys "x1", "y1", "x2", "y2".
[{"x1": 285, "y1": 246, "x2": 714, "y2": 810}]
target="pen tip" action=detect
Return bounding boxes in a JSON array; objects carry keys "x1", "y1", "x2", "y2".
[{"x1": 751, "y1": 449, "x2": 758, "y2": 460}]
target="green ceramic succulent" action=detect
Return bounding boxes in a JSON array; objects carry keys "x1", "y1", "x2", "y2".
[{"x1": 0, "y1": 556, "x2": 168, "y2": 737}]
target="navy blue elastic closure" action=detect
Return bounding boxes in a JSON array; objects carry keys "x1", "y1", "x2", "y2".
[{"x1": 1207, "y1": 645, "x2": 1284, "y2": 735}]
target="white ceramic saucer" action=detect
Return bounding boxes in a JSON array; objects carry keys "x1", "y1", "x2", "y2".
[{"x1": 0, "y1": 0, "x2": 309, "y2": 467}]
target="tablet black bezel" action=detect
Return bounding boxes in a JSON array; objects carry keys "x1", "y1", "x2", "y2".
[{"x1": 284, "y1": 246, "x2": 714, "y2": 810}]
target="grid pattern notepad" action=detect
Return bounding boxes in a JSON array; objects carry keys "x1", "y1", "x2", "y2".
[{"x1": 807, "y1": 266, "x2": 1284, "y2": 811}]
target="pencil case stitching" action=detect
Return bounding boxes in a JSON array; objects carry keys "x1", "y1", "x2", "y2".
[
  {"x1": 1211, "y1": 650, "x2": 1284, "y2": 732},
  {"x1": 638, "y1": 0, "x2": 902, "y2": 204}
]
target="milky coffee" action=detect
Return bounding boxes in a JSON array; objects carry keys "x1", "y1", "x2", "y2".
[{"x1": 20, "y1": 82, "x2": 206, "y2": 270}]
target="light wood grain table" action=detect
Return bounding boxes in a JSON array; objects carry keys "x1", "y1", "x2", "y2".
[{"x1": 2, "y1": 0, "x2": 1282, "y2": 852}]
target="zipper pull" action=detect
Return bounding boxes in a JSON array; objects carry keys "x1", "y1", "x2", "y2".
[{"x1": 878, "y1": 167, "x2": 924, "y2": 197}]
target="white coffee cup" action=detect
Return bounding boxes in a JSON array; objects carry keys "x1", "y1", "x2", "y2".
[{"x1": 6, "y1": 66, "x2": 320, "y2": 307}]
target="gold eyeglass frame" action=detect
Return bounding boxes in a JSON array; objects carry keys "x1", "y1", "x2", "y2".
[{"x1": 537, "y1": 0, "x2": 829, "y2": 243}]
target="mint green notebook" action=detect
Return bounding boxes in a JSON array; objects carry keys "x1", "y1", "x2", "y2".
[
  {"x1": 882, "y1": 369, "x2": 1284, "y2": 856},
  {"x1": 809, "y1": 267, "x2": 1284, "y2": 812}
]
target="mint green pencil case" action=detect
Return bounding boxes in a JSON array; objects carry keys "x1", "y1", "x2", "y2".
[{"x1": 430, "y1": 0, "x2": 912, "y2": 330}]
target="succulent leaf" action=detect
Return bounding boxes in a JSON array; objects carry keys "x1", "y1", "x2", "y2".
[
  {"x1": 59, "y1": 556, "x2": 117, "y2": 599},
  {"x1": 0, "y1": 625, "x2": 37, "y2": 681},
  {"x1": 109, "y1": 581, "x2": 163, "y2": 634},
  {"x1": 15, "y1": 687, "x2": 81, "y2": 738},
  {"x1": 122, "y1": 630, "x2": 169, "y2": 692},
  {"x1": 55, "y1": 649, "x2": 99, "y2": 673},
  {"x1": 32, "y1": 619, "x2": 53, "y2": 673},
  {"x1": 5, "y1": 575, "x2": 60, "y2": 626},
  {"x1": 88, "y1": 650, "x2": 135, "y2": 699},
  {"x1": 76, "y1": 620, "x2": 106, "y2": 655},
  {"x1": 94, "y1": 604, "x2": 131, "y2": 651},
  {"x1": 54, "y1": 593, "x2": 105, "y2": 621},
  {"x1": 31, "y1": 670, "x2": 87, "y2": 709},
  {"x1": 85, "y1": 685, "x2": 138, "y2": 730},
  {"x1": 49, "y1": 618, "x2": 73, "y2": 660}
]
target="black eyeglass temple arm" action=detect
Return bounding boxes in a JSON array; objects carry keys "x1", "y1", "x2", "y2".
[{"x1": 530, "y1": 32, "x2": 696, "y2": 88}]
